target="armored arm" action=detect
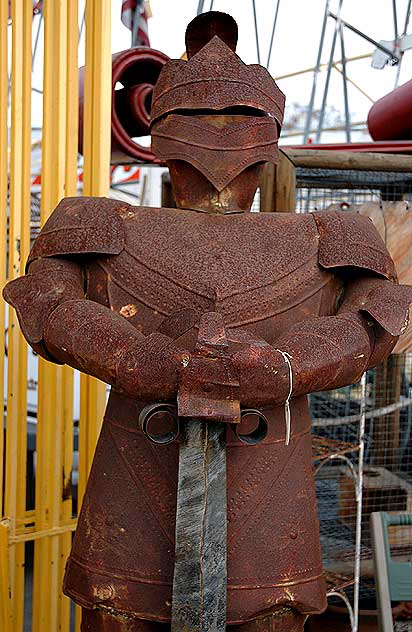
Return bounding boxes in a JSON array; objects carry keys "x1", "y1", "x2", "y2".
[
  {"x1": 3, "y1": 197, "x2": 187, "y2": 401},
  {"x1": 230, "y1": 274, "x2": 412, "y2": 408},
  {"x1": 229, "y1": 211, "x2": 412, "y2": 408}
]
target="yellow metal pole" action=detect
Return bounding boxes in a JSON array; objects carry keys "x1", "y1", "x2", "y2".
[
  {"x1": 0, "y1": 521, "x2": 12, "y2": 632},
  {"x1": 0, "y1": 0, "x2": 8, "y2": 521},
  {"x1": 5, "y1": 2, "x2": 32, "y2": 630},
  {"x1": 76, "y1": 2, "x2": 112, "y2": 629},
  {"x1": 32, "y1": 1, "x2": 78, "y2": 631},
  {"x1": 59, "y1": 3, "x2": 79, "y2": 627},
  {"x1": 0, "y1": 6, "x2": 7, "y2": 621},
  {"x1": 78, "y1": 0, "x2": 111, "y2": 501}
]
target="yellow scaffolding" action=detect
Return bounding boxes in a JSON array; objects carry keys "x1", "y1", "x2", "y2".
[{"x1": 0, "y1": 1, "x2": 112, "y2": 629}]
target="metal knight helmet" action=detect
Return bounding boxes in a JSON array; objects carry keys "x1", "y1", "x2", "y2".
[{"x1": 150, "y1": 11, "x2": 285, "y2": 213}]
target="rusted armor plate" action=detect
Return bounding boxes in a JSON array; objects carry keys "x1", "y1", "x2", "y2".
[
  {"x1": 27, "y1": 196, "x2": 127, "y2": 266},
  {"x1": 63, "y1": 392, "x2": 325, "y2": 624},
  {"x1": 150, "y1": 36, "x2": 285, "y2": 131},
  {"x1": 313, "y1": 210, "x2": 396, "y2": 281},
  {"x1": 151, "y1": 114, "x2": 278, "y2": 191}
]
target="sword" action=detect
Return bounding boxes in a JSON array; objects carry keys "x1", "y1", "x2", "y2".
[{"x1": 139, "y1": 313, "x2": 268, "y2": 631}]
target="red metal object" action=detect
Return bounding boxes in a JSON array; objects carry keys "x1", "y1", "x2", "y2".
[
  {"x1": 368, "y1": 79, "x2": 412, "y2": 141},
  {"x1": 282, "y1": 140, "x2": 412, "y2": 153},
  {"x1": 78, "y1": 48, "x2": 169, "y2": 164}
]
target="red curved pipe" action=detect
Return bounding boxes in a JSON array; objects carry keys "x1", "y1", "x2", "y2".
[
  {"x1": 79, "y1": 47, "x2": 169, "y2": 163},
  {"x1": 368, "y1": 79, "x2": 412, "y2": 141}
]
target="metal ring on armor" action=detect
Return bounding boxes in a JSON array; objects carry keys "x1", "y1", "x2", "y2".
[
  {"x1": 233, "y1": 408, "x2": 269, "y2": 445},
  {"x1": 139, "y1": 402, "x2": 179, "y2": 444}
]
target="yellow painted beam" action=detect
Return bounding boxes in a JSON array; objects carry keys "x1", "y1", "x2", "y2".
[
  {"x1": 0, "y1": 0, "x2": 8, "y2": 521},
  {"x1": 5, "y1": 2, "x2": 32, "y2": 630},
  {"x1": 31, "y1": 1, "x2": 78, "y2": 631},
  {"x1": 78, "y1": 0, "x2": 111, "y2": 500},
  {"x1": 0, "y1": 521, "x2": 12, "y2": 632},
  {"x1": 76, "y1": 3, "x2": 112, "y2": 629}
]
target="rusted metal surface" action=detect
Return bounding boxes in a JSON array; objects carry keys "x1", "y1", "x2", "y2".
[
  {"x1": 79, "y1": 48, "x2": 169, "y2": 163},
  {"x1": 3, "y1": 9, "x2": 412, "y2": 632},
  {"x1": 313, "y1": 210, "x2": 396, "y2": 281},
  {"x1": 152, "y1": 114, "x2": 278, "y2": 192},
  {"x1": 150, "y1": 33, "x2": 285, "y2": 130}
]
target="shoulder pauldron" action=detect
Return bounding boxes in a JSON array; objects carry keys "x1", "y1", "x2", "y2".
[
  {"x1": 27, "y1": 196, "x2": 128, "y2": 268},
  {"x1": 313, "y1": 210, "x2": 396, "y2": 281}
]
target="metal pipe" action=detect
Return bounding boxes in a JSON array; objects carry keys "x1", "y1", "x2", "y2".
[
  {"x1": 353, "y1": 372, "x2": 367, "y2": 632},
  {"x1": 393, "y1": 0, "x2": 399, "y2": 43},
  {"x1": 32, "y1": 9, "x2": 43, "y2": 71},
  {"x1": 266, "y1": 0, "x2": 281, "y2": 68},
  {"x1": 316, "y1": 0, "x2": 344, "y2": 143},
  {"x1": 339, "y1": 23, "x2": 351, "y2": 143},
  {"x1": 395, "y1": 0, "x2": 411, "y2": 87},
  {"x1": 303, "y1": 0, "x2": 330, "y2": 143},
  {"x1": 275, "y1": 52, "x2": 370, "y2": 82},
  {"x1": 252, "y1": 0, "x2": 261, "y2": 64},
  {"x1": 329, "y1": 11, "x2": 400, "y2": 63}
]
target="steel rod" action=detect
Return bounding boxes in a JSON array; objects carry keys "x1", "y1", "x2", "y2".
[
  {"x1": 316, "y1": 0, "x2": 344, "y2": 143},
  {"x1": 353, "y1": 373, "x2": 367, "y2": 632},
  {"x1": 303, "y1": 0, "x2": 330, "y2": 143},
  {"x1": 395, "y1": 0, "x2": 411, "y2": 87},
  {"x1": 393, "y1": 0, "x2": 399, "y2": 43},
  {"x1": 339, "y1": 24, "x2": 351, "y2": 143},
  {"x1": 252, "y1": 0, "x2": 261, "y2": 64},
  {"x1": 266, "y1": 0, "x2": 281, "y2": 68},
  {"x1": 329, "y1": 11, "x2": 400, "y2": 63}
]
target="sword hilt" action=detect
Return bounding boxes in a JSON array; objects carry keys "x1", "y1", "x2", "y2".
[{"x1": 139, "y1": 403, "x2": 268, "y2": 445}]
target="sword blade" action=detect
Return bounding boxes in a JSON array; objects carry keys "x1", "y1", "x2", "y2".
[{"x1": 171, "y1": 419, "x2": 227, "y2": 632}]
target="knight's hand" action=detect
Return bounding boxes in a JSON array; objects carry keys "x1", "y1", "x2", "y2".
[
  {"x1": 227, "y1": 329, "x2": 290, "y2": 408},
  {"x1": 116, "y1": 333, "x2": 190, "y2": 401}
]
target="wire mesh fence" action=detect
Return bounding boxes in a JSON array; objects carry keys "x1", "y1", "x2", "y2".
[{"x1": 297, "y1": 164, "x2": 412, "y2": 627}]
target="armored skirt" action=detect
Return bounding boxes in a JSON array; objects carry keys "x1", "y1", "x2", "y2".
[{"x1": 63, "y1": 393, "x2": 326, "y2": 624}]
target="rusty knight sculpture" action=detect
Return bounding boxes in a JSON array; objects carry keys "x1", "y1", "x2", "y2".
[{"x1": 4, "y1": 11, "x2": 412, "y2": 632}]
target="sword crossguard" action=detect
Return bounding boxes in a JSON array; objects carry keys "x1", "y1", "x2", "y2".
[{"x1": 139, "y1": 403, "x2": 268, "y2": 446}]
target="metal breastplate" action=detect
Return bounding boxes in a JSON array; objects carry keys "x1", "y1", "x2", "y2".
[{"x1": 86, "y1": 207, "x2": 341, "y2": 347}]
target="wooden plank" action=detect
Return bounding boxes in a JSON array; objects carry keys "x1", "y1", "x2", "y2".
[
  {"x1": 259, "y1": 162, "x2": 275, "y2": 212},
  {"x1": 260, "y1": 152, "x2": 296, "y2": 213},
  {"x1": 284, "y1": 148, "x2": 412, "y2": 173},
  {"x1": 274, "y1": 151, "x2": 296, "y2": 212},
  {"x1": 357, "y1": 201, "x2": 412, "y2": 353}
]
